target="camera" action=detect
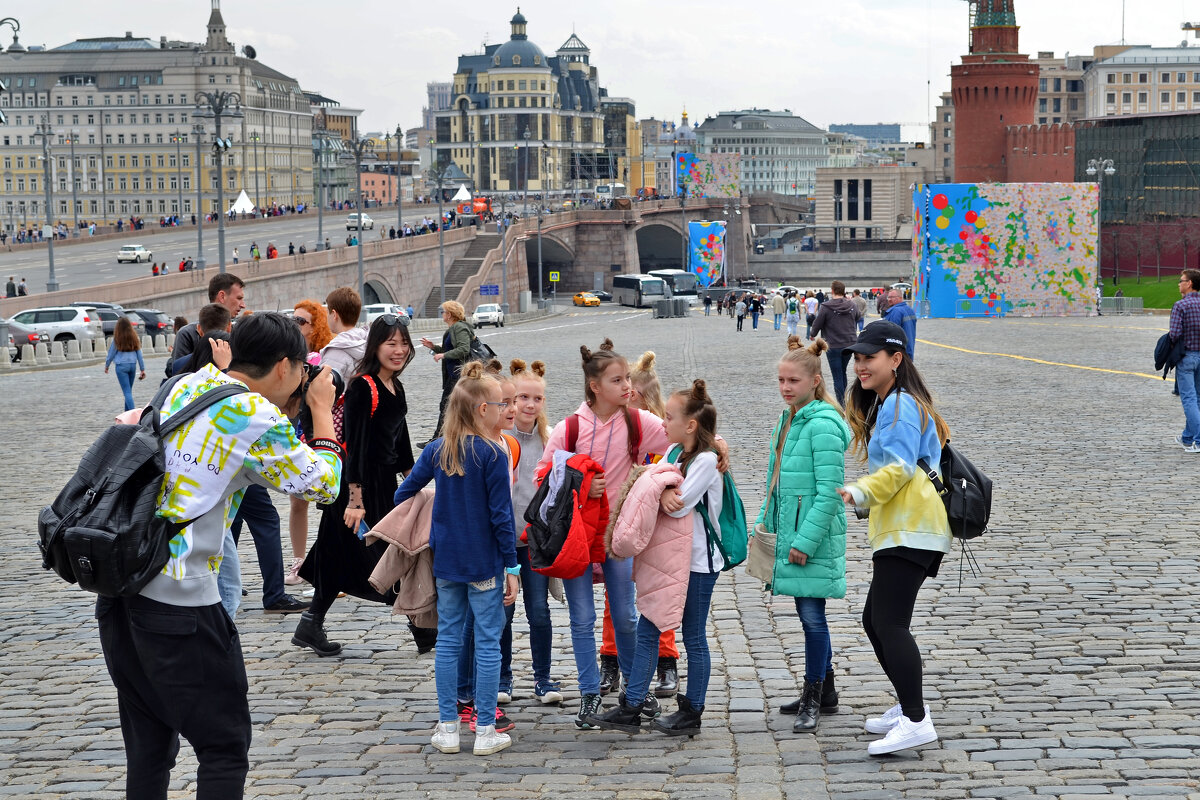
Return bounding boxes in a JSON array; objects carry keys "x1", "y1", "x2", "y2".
[{"x1": 294, "y1": 363, "x2": 345, "y2": 440}]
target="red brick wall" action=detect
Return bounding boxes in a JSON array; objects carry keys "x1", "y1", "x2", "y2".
[
  {"x1": 1005, "y1": 123, "x2": 1076, "y2": 183},
  {"x1": 951, "y1": 60, "x2": 1039, "y2": 182}
]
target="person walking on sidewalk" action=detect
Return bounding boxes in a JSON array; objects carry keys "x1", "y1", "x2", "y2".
[
  {"x1": 837, "y1": 321, "x2": 950, "y2": 756},
  {"x1": 809, "y1": 280, "x2": 863, "y2": 406},
  {"x1": 104, "y1": 317, "x2": 146, "y2": 411},
  {"x1": 1169, "y1": 269, "x2": 1200, "y2": 452},
  {"x1": 772, "y1": 291, "x2": 787, "y2": 331}
]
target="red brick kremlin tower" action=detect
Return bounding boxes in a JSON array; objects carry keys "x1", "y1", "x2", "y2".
[{"x1": 950, "y1": 0, "x2": 1038, "y2": 182}]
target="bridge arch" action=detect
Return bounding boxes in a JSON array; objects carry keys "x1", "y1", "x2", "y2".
[
  {"x1": 363, "y1": 276, "x2": 396, "y2": 305},
  {"x1": 635, "y1": 222, "x2": 685, "y2": 271},
  {"x1": 524, "y1": 234, "x2": 575, "y2": 291}
]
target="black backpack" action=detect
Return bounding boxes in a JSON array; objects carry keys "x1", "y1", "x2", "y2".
[
  {"x1": 37, "y1": 376, "x2": 245, "y2": 598},
  {"x1": 919, "y1": 443, "x2": 992, "y2": 540}
]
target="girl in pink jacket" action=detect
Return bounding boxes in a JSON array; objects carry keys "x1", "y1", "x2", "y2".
[
  {"x1": 589, "y1": 379, "x2": 724, "y2": 738},
  {"x1": 536, "y1": 339, "x2": 671, "y2": 728}
]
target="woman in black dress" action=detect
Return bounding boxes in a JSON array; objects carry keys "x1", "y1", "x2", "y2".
[{"x1": 293, "y1": 314, "x2": 436, "y2": 655}]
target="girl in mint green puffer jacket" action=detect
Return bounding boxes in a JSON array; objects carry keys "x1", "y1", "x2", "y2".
[{"x1": 753, "y1": 337, "x2": 851, "y2": 734}]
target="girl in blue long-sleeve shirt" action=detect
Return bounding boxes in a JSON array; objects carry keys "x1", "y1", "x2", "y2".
[
  {"x1": 104, "y1": 317, "x2": 145, "y2": 411},
  {"x1": 393, "y1": 361, "x2": 519, "y2": 757}
]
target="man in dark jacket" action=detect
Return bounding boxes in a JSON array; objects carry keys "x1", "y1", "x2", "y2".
[
  {"x1": 882, "y1": 289, "x2": 918, "y2": 360},
  {"x1": 810, "y1": 280, "x2": 863, "y2": 404}
]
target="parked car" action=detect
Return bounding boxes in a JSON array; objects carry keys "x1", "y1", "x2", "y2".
[
  {"x1": 128, "y1": 308, "x2": 173, "y2": 343},
  {"x1": 590, "y1": 289, "x2": 613, "y2": 302},
  {"x1": 359, "y1": 303, "x2": 407, "y2": 326},
  {"x1": 116, "y1": 244, "x2": 153, "y2": 263},
  {"x1": 8, "y1": 306, "x2": 103, "y2": 344},
  {"x1": 471, "y1": 303, "x2": 505, "y2": 328},
  {"x1": 346, "y1": 213, "x2": 375, "y2": 231},
  {"x1": 572, "y1": 292, "x2": 600, "y2": 307},
  {"x1": 3, "y1": 317, "x2": 49, "y2": 362},
  {"x1": 70, "y1": 302, "x2": 146, "y2": 338}
]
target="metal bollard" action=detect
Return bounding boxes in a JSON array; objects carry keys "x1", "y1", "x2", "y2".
[
  {"x1": 34, "y1": 342, "x2": 50, "y2": 365},
  {"x1": 66, "y1": 339, "x2": 81, "y2": 361}
]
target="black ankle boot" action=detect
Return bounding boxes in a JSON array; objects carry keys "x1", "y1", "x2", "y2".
[
  {"x1": 588, "y1": 695, "x2": 643, "y2": 733},
  {"x1": 652, "y1": 694, "x2": 702, "y2": 737},
  {"x1": 821, "y1": 669, "x2": 839, "y2": 713},
  {"x1": 292, "y1": 612, "x2": 342, "y2": 657},
  {"x1": 598, "y1": 654, "x2": 619, "y2": 696},
  {"x1": 793, "y1": 679, "x2": 822, "y2": 733},
  {"x1": 654, "y1": 656, "x2": 678, "y2": 698}
]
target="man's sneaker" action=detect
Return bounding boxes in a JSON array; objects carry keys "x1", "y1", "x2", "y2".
[
  {"x1": 472, "y1": 724, "x2": 512, "y2": 756},
  {"x1": 457, "y1": 700, "x2": 474, "y2": 727},
  {"x1": 497, "y1": 687, "x2": 512, "y2": 705},
  {"x1": 863, "y1": 703, "x2": 905, "y2": 734},
  {"x1": 534, "y1": 680, "x2": 564, "y2": 705},
  {"x1": 1185, "y1": 442, "x2": 1200, "y2": 453},
  {"x1": 1175, "y1": 434, "x2": 1187, "y2": 446},
  {"x1": 265, "y1": 594, "x2": 311, "y2": 614},
  {"x1": 867, "y1": 710, "x2": 938, "y2": 755},
  {"x1": 430, "y1": 721, "x2": 460, "y2": 754},
  {"x1": 575, "y1": 693, "x2": 603, "y2": 729},
  {"x1": 470, "y1": 707, "x2": 514, "y2": 734}
]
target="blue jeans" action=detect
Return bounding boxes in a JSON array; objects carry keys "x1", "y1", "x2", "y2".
[
  {"x1": 704, "y1": 304, "x2": 711, "y2": 316},
  {"x1": 773, "y1": 313, "x2": 782, "y2": 330},
  {"x1": 825, "y1": 347, "x2": 852, "y2": 406},
  {"x1": 518, "y1": 546, "x2": 554, "y2": 683},
  {"x1": 786, "y1": 314, "x2": 799, "y2": 336},
  {"x1": 857, "y1": 316, "x2": 865, "y2": 332},
  {"x1": 230, "y1": 484, "x2": 286, "y2": 607},
  {"x1": 562, "y1": 554, "x2": 637, "y2": 694},
  {"x1": 751, "y1": 311, "x2": 760, "y2": 330},
  {"x1": 217, "y1": 525, "x2": 242, "y2": 619},
  {"x1": 1178, "y1": 351, "x2": 1200, "y2": 445},
  {"x1": 795, "y1": 597, "x2": 834, "y2": 682},
  {"x1": 435, "y1": 575, "x2": 505, "y2": 724},
  {"x1": 456, "y1": 594, "x2": 516, "y2": 701},
  {"x1": 115, "y1": 363, "x2": 137, "y2": 411},
  {"x1": 625, "y1": 571, "x2": 719, "y2": 709}
]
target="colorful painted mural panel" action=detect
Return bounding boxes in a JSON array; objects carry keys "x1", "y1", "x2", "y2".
[
  {"x1": 688, "y1": 220, "x2": 726, "y2": 287},
  {"x1": 911, "y1": 183, "x2": 1099, "y2": 317},
  {"x1": 676, "y1": 153, "x2": 741, "y2": 199}
]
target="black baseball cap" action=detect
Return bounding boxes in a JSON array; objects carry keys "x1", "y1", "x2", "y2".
[{"x1": 846, "y1": 320, "x2": 908, "y2": 355}]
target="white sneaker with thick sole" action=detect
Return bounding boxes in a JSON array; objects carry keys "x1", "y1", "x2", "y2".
[
  {"x1": 431, "y1": 721, "x2": 460, "y2": 754},
  {"x1": 867, "y1": 711, "x2": 938, "y2": 755},
  {"x1": 473, "y1": 723, "x2": 512, "y2": 755},
  {"x1": 1185, "y1": 442, "x2": 1200, "y2": 453},
  {"x1": 863, "y1": 703, "x2": 905, "y2": 734}
]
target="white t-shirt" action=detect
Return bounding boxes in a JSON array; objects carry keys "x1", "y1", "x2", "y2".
[
  {"x1": 804, "y1": 296, "x2": 819, "y2": 315},
  {"x1": 665, "y1": 447, "x2": 724, "y2": 573}
]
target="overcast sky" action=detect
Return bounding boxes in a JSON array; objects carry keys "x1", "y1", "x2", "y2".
[{"x1": 12, "y1": 0, "x2": 1200, "y2": 139}]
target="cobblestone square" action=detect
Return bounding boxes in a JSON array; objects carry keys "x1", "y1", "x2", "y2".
[{"x1": 1, "y1": 307, "x2": 1197, "y2": 799}]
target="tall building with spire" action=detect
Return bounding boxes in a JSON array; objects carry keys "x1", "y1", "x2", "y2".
[{"x1": 950, "y1": 0, "x2": 1038, "y2": 182}]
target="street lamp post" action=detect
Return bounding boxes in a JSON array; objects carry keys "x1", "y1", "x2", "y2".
[
  {"x1": 679, "y1": 185, "x2": 688, "y2": 272},
  {"x1": 192, "y1": 123, "x2": 206, "y2": 272},
  {"x1": 1086, "y1": 157, "x2": 1116, "y2": 285},
  {"x1": 342, "y1": 133, "x2": 374, "y2": 298},
  {"x1": 193, "y1": 90, "x2": 244, "y2": 273},
  {"x1": 249, "y1": 131, "x2": 261, "y2": 213},
  {"x1": 65, "y1": 130, "x2": 80, "y2": 237},
  {"x1": 169, "y1": 130, "x2": 184, "y2": 221},
  {"x1": 428, "y1": 138, "x2": 450, "y2": 306},
  {"x1": 32, "y1": 118, "x2": 58, "y2": 292},
  {"x1": 499, "y1": 192, "x2": 509, "y2": 313},
  {"x1": 395, "y1": 124, "x2": 404, "y2": 236},
  {"x1": 522, "y1": 128, "x2": 531, "y2": 216},
  {"x1": 313, "y1": 134, "x2": 326, "y2": 250}
]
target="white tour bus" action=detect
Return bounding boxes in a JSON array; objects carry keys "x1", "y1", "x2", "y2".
[
  {"x1": 647, "y1": 269, "x2": 700, "y2": 306},
  {"x1": 611, "y1": 273, "x2": 667, "y2": 308}
]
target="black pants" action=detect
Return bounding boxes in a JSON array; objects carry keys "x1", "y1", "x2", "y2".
[
  {"x1": 736, "y1": 315, "x2": 744, "y2": 331},
  {"x1": 861, "y1": 554, "x2": 929, "y2": 722},
  {"x1": 98, "y1": 595, "x2": 251, "y2": 800}
]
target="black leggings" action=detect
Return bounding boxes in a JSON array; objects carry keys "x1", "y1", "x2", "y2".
[{"x1": 862, "y1": 554, "x2": 929, "y2": 722}]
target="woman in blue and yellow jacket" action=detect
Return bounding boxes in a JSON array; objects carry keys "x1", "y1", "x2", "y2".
[{"x1": 838, "y1": 320, "x2": 950, "y2": 757}]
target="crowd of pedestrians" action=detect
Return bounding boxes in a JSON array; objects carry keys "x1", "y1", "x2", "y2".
[{"x1": 87, "y1": 271, "x2": 954, "y2": 797}]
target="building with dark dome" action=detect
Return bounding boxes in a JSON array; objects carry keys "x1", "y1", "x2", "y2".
[{"x1": 433, "y1": 10, "x2": 611, "y2": 196}]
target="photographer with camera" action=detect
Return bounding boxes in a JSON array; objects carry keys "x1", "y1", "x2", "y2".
[
  {"x1": 294, "y1": 314, "x2": 428, "y2": 656},
  {"x1": 97, "y1": 312, "x2": 343, "y2": 799}
]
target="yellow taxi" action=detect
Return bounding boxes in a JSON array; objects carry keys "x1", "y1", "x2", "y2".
[{"x1": 572, "y1": 292, "x2": 601, "y2": 307}]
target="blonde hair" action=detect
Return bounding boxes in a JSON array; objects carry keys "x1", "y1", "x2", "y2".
[
  {"x1": 438, "y1": 361, "x2": 504, "y2": 476},
  {"x1": 781, "y1": 335, "x2": 840, "y2": 411},
  {"x1": 510, "y1": 358, "x2": 550, "y2": 443},
  {"x1": 630, "y1": 351, "x2": 665, "y2": 417},
  {"x1": 440, "y1": 300, "x2": 467, "y2": 322}
]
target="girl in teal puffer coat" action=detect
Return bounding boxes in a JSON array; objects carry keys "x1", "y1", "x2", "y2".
[{"x1": 753, "y1": 337, "x2": 851, "y2": 734}]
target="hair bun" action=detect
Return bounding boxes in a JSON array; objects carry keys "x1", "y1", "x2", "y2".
[
  {"x1": 509, "y1": 358, "x2": 527, "y2": 375},
  {"x1": 599, "y1": 338, "x2": 615, "y2": 352},
  {"x1": 484, "y1": 358, "x2": 503, "y2": 374},
  {"x1": 808, "y1": 338, "x2": 829, "y2": 357},
  {"x1": 530, "y1": 360, "x2": 546, "y2": 377},
  {"x1": 787, "y1": 335, "x2": 803, "y2": 351},
  {"x1": 461, "y1": 361, "x2": 485, "y2": 380},
  {"x1": 580, "y1": 344, "x2": 593, "y2": 363},
  {"x1": 634, "y1": 351, "x2": 656, "y2": 372}
]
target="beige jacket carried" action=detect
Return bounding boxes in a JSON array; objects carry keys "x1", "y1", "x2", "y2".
[{"x1": 366, "y1": 487, "x2": 438, "y2": 629}]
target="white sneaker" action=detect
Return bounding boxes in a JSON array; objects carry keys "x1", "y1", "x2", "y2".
[
  {"x1": 497, "y1": 689, "x2": 512, "y2": 705},
  {"x1": 1174, "y1": 434, "x2": 1186, "y2": 446},
  {"x1": 472, "y1": 723, "x2": 512, "y2": 756},
  {"x1": 430, "y1": 721, "x2": 460, "y2": 754},
  {"x1": 867, "y1": 710, "x2": 938, "y2": 755},
  {"x1": 863, "y1": 703, "x2": 905, "y2": 734},
  {"x1": 1185, "y1": 442, "x2": 1200, "y2": 454}
]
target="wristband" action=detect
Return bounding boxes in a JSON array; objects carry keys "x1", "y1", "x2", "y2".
[
  {"x1": 504, "y1": 566, "x2": 522, "y2": 576},
  {"x1": 310, "y1": 438, "x2": 345, "y2": 457}
]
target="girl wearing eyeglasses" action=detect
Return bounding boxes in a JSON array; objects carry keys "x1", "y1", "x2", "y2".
[
  {"x1": 293, "y1": 314, "x2": 422, "y2": 658},
  {"x1": 394, "y1": 361, "x2": 520, "y2": 757}
]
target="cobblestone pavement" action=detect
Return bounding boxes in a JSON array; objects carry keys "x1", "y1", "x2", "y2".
[{"x1": 1, "y1": 307, "x2": 1197, "y2": 800}]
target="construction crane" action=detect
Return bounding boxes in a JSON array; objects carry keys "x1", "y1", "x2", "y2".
[{"x1": 961, "y1": 0, "x2": 979, "y2": 53}]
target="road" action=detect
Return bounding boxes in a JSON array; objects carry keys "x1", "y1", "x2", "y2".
[
  {"x1": 0, "y1": 206, "x2": 445, "y2": 295},
  {"x1": 1, "y1": 307, "x2": 1196, "y2": 799}
]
